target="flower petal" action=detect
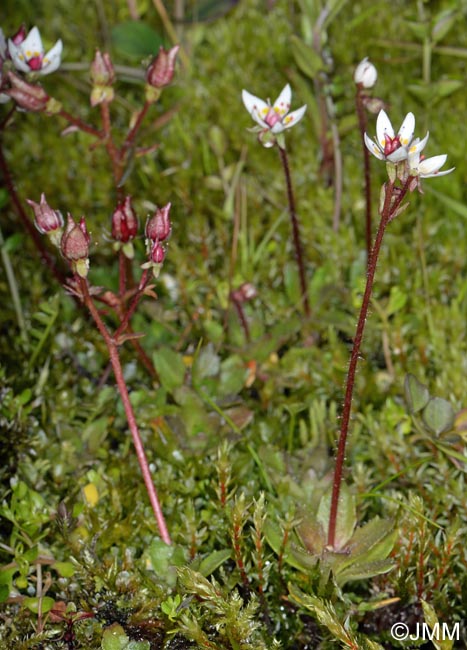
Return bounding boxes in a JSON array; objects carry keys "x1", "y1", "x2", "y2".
[
  {"x1": 280, "y1": 104, "x2": 307, "y2": 131},
  {"x1": 242, "y1": 89, "x2": 269, "y2": 128},
  {"x1": 387, "y1": 147, "x2": 409, "y2": 163},
  {"x1": 40, "y1": 39, "x2": 63, "y2": 74},
  {"x1": 397, "y1": 112, "x2": 415, "y2": 147},
  {"x1": 273, "y1": 84, "x2": 292, "y2": 118},
  {"x1": 7, "y1": 41, "x2": 31, "y2": 72},
  {"x1": 418, "y1": 154, "x2": 448, "y2": 177},
  {"x1": 376, "y1": 109, "x2": 394, "y2": 148},
  {"x1": 21, "y1": 26, "x2": 43, "y2": 56},
  {"x1": 364, "y1": 132, "x2": 384, "y2": 160},
  {"x1": 408, "y1": 132, "x2": 429, "y2": 156}
]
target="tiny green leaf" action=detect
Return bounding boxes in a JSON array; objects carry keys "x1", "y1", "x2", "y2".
[
  {"x1": 404, "y1": 374, "x2": 430, "y2": 413},
  {"x1": 111, "y1": 21, "x2": 163, "y2": 59},
  {"x1": 153, "y1": 348, "x2": 186, "y2": 392},
  {"x1": 423, "y1": 397, "x2": 455, "y2": 436}
]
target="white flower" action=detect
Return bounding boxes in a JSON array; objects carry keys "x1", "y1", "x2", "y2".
[
  {"x1": 8, "y1": 26, "x2": 62, "y2": 75},
  {"x1": 354, "y1": 57, "x2": 377, "y2": 89},
  {"x1": 364, "y1": 109, "x2": 416, "y2": 163},
  {"x1": 408, "y1": 139, "x2": 454, "y2": 178},
  {"x1": 242, "y1": 84, "x2": 307, "y2": 136}
]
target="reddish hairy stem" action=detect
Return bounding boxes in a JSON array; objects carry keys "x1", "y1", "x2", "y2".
[
  {"x1": 78, "y1": 276, "x2": 171, "y2": 544},
  {"x1": 277, "y1": 145, "x2": 311, "y2": 318},
  {"x1": 327, "y1": 178, "x2": 411, "y2": 548},
  {"x1": 57, "y1": 109, "x2": 102, "y2": 138},
  {"x1": 100, "y1": 102, "x2": 123, "y2": 190},
  {"x1": 355, "y1": 86, "x2": 372, "y2": 264},
  {"x1": 0, "y1": 140, "x2": 66, "y2": 285}
]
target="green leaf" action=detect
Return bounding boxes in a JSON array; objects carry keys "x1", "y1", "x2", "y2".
[
  {"x1": 192, "y1": 343, "x2": 220, "y2": 388},
  {"x1": 153, "y1": 348, "x2": 186, "y2": 392},
  {"x1": 23, "y1": 596, "x2": 55, "y2": 614},
  {"x1": 52, "y1": 561, "x2": 76, "y2": 578},
  {"x1": 197, "y1": 549, "x2": 231, "y2": 576},
  {"x1": 432, "y1": 9, "x2": 457, "y2": 44},
  {"x1": 290, "y1": 35, "x2": 323, "y2": 79},
  {"x1": 404, "y1": 374, "x2": 430, "y2": 413},
  {"x1": 101, "y1": 623, "x2": 130, "y2": 650},
  {"x1": 111, "y1": 21, "x2": 163, "y2": 59},
  {"x1": 423, "y1": 397, "x2": 455, "y2": 436},
  {"x1": 386, "y1": 286, "x2": 407, "y2": 316}
]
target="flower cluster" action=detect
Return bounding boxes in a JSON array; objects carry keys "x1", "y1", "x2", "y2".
[
  {"x1": 365, "y1": 109, "x2": 454, "y2": 182},
  {"x1": 242, "y1": 84, "x2": 306, "y2": 147}
]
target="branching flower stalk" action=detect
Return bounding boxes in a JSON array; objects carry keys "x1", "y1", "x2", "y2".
[{"x1": 327, "y1": 109, "x2": 454, "y2": 549}]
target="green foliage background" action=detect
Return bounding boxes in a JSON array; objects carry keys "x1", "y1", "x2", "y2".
[{"x1": 1, "y1": 0, "x2": 467, "y2": 648}]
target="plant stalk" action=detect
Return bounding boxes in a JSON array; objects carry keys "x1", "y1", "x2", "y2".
[
  {"x1": 278, "y1": 145, "x2": 310, "y2": 317},
  {"x1": 327, "y1": 178, "x2": 411, "y2": 548},
  {"x1": 355, "y1": 85, "x2": 372, "y2": 264},
  {"x1": 79, "y1": 276, "x2": 171, "y2": 544}
]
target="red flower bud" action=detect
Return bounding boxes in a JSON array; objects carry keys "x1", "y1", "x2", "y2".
[
  {"x1": 61, "y1": 214, "x2": 90, "y2": 262},
  {"x1": 6, "y1": 72, "x2": 49, "y2": 111},
  {"x1": 149, "y1": 240, "x2": 165, "y2": 264},
  {"x1": 111, "y1": 196, "x2": 138, "y2": 243},
  {"x1": 145, "y1": 203, "x2": 171, "y2": 242},
  {"x1": 27, "y1": 193, "x2": 64, "y2": 235},
  {"x1": 146, "y1": 45, "x2": 179, "y2": 89},
  {"x1": 11, "y1": 24, "x2": 27, "y2": 46},
  {"x1": 90, "y1": 50, "x2": 115, "y2": 86}
]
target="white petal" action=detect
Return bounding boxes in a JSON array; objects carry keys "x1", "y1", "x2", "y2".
[
  {"x1": 280, "y1": 104, "x2": 307, "y2": 131},
  {"x1": 242, "y1": 89, "x2": 270, "y2": 127},
  {"x1": 421, "y1": 167, "x2": 455, "y2": 178},
  {"x1": 0, "y1": 93, "x2": 11, "y2": 104},
  {"x1": 40, "y1": 39, "x2": 63, "y2": 74},
  {"x1": 408, "y1": 131, "x2": 429, "y2": 156},
  {"x1": 398, "y1": 112, "x2": 415, "y2": 147},
  {"x1": 419, "y1": 154, "x2": 447, "y2": 176},
  {"x1": 364, "y1": 132, "x2": 384, "y2": 160},
  {"x1": 273, "y1": 84, "x2": 292, "y2": 118},
  {"x1": 376, "y1": 109, "x2": 394, "y2": 148},
  {"x1": 387, "y1": 147, "x2": 409, "y2": 163},
  {"x1": 8, "y1": 41, "x2": 30, "y2": 72},
  {"x1": 21, "y1": 26, "x2": 43, "y2": 56}
]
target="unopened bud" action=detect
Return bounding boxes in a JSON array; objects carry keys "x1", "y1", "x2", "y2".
[
  {"x1": 90, "y1": 50, "x2": 115, "y2": 86},
  {"x1": 361, "y1": 96, "x2": 385, "y2": 115},
  {"x1": 61, "y1": 214, "x2": 90, "y2": 277},
  {"x1": 90, "y1": 50, "x2": 115, "y2": 106},
  {"x1": 150, "y1": 240, "x2": 165, "y2": 264},
  {"x1": 146, "y1": 45, "x2": 179, "y2": 90},
  {"x1": 11, "y1": 24, "x2": 27, "y2": 46},
  {"x1": 6, "y1": 72, "x2": 49, "y2": 111},
  {"x1": 27, "y1": 193, "x2": 64, "y2": 247},
  {"x1": 145, "y1": 203, "x2": 171, "y2": 242},
  {"x1": 111, "y1": 196, "x2": 138, "y2": 245},
  {"x1": 354, "y1": 57, "x2": 377, "y2": 89}
]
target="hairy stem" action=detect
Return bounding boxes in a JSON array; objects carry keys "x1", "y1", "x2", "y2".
[
  {"x1": 355, "y1": 85, "x2": 372, "y2": 264},
  {"x1": 327, "y1": 178, "x2": 411, "y2": 548},
  {"x1": 278, "y1": 145, "x2": 310, "y2": 317},
  {"x1": 79, "y1": 276, "x2": 171, "y2": 544}
]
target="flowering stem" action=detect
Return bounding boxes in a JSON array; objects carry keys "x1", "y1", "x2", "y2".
[
  {"x1": 355, "y1": 85, "x2": 372, "y2": 264},
  {"x1": 100, "y1": 102, "x2": 123, "y2": 188},
  {"x1": 327, "y1": 178, "x2": 411, "y2": 548},
  {"x1": 277, "y1": 145, "x2": 310, "y2": 318},
  {"x1": 121, "y1": 101, "x2": 151, "y2": 158},
  {"x1": 78, "y1": 275, "x2": 171, "y2": 545}
]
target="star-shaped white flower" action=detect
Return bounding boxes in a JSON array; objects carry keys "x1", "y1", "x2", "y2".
[
  {"x1": 408, "y1": 138, "x2": 454, "y2": 178},
  {"x1": 8, "y1": 26, "x2": 62, "y2": 75},
  {"x1": 364, "y1": 109, "x2": 416, "y2": 163},
  {"x1": 242, "y1": 84, "x2": 307, "y2": 136}
]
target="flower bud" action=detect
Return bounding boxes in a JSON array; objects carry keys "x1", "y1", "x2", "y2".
[
  {"x1": 354, "y1": 57, "x2": 377, "y2": 89},
  {"x1": 145, "y1": 203, "x2": 171, "y2": 242},
  {"x1": 146, "y1": 45, "x2": 179, "y2": 89},
  {"x1": 6, "y1": 72, "x2": 49, "y2": 111},
  {"x1": 111, "y1": 196, "x2": 138, "y2": 243},
  {"x1": 61, "y1": 214, "x2": 90, "y2": 277},
  {"x1": 27, "y1": 193, "x2": 64, "y2": 247},
  {"x1": 149, "y1": 240, "x2": 165, "y2": 264},
  {"x1": 90, "y1": 50, "x2": 115, "y2": 106},
  {"x1": 11, "y1": 24, "x2": 27, "y2": 46},
  {"x1": 90, "y1": 50, "x2": 115, "y2": 86}
]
